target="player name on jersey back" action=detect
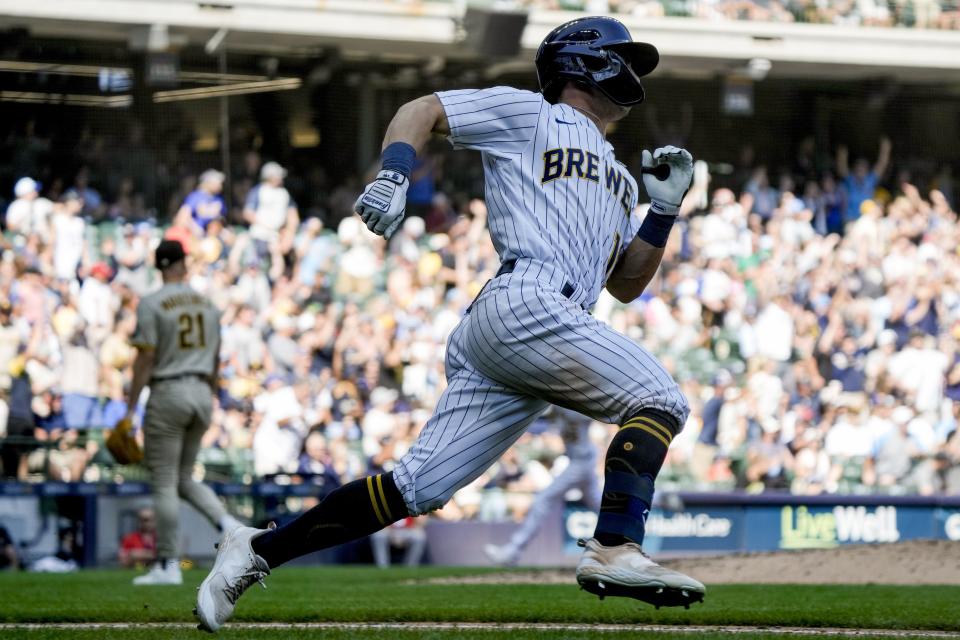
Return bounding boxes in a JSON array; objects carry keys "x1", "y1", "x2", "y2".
[{"x1": 159, "y1": 292, "x2": 208, "y2": 312}]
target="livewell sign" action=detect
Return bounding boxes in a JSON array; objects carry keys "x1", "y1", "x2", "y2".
[{"x1": 779, "y1": 505, "x2": 900, "y2": 549}]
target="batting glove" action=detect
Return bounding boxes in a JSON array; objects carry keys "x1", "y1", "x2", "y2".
[
  {"x1": 354, "y1": 169, "x2": 408, "y2": 237},
  {"x1": 642, "y1": 146, "x2": 694, "y2": 216}
]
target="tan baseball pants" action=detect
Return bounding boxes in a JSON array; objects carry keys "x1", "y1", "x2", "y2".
[{"x1": 143, "y1": 376, "x2": 228, "y2": 559}]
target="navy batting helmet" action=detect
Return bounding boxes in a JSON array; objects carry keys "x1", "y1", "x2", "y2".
[{"x1": 535, "y1": 16, "x2": 659, "y2": 106}]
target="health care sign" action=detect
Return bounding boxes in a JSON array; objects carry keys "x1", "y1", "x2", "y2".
[{"x1": 564, "y1": 500, "x2": 960, "y2": 554}]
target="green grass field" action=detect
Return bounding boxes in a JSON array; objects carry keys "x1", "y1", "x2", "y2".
[{"x1": 0, "y1": 566, "x2": 956, "y2": 639}]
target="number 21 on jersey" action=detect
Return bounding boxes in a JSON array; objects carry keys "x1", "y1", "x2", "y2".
[{"x1": 178, "y1": 313, "x2": 206, "y2": 349}]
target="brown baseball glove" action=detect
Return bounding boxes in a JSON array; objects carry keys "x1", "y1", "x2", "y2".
[{"x1": 107, "y1": 416, "x2": 144, "y2": 465}]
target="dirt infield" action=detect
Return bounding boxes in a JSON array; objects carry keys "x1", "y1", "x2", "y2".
[
  {"x1": 427, "y1": 540, "x2": 960, "y2": 585},
  {"x1": 0, "y1": 623, "x2": 955, "y2": 637},
  {"x1": 665, "y1": 539, "x2": 960, "y2": 585}
]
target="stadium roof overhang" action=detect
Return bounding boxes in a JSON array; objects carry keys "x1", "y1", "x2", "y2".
[{"x1": 1, "y1": 0, "x2": 959, "y2": 85}]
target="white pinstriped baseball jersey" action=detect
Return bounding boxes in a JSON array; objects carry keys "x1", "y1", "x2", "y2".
[
  {"x1": 392, "y1": 86, "x2": 689, "y2": 515},
  {"x1": 438, "y1": 86, "x2": 641, "y2": 310}
]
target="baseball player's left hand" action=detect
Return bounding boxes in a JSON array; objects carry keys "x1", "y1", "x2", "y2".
[
  {"x1": 642, "y1": 146, "x2": 694, "y2": 216},
  {"x1": 106, "y1": 415, "x2": 144, "y2": 465},
  {"x1": 354, "y1": 170, "x2": 409, "y2": 237}
]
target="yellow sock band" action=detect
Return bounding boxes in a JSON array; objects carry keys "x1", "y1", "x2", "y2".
[
  {"x1": 366, "y1": 476, "x2": 386, "y2": 526},
  {"x1": 621, "y1": 415, "x2": 673, "y2": 448},
  {"x1": 375, "y1": 474, "x2": 393, "y2": 522}
]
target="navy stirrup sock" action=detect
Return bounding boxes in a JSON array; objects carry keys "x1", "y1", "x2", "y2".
[
  {"x1": 594, "y1": 409, "x2": 678, "y2": 548},
  {"x1": 252, "y1": 473, "x2": 408, "y2": 568}
]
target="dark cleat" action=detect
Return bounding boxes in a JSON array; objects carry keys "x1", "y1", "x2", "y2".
[{"x1": 579, "y1": 578, "x2": 705, "y2": 609}]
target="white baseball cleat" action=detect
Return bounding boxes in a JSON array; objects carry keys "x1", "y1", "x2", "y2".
[
  {"x1": 133, "y1": 560, "x2": 183, "y2": 586},
  {"x1": 575, "y1": 538, "x2": 705, "y2": 609},
  {"x1": 219, "y1": 515, "x2": 244, "y2": 535},
  {"x1": 195, "y1": 524, "x2": 273, "y2": 632},
  {"x1": 483, "y1": 543, "x2": 518, "y2": 567}
]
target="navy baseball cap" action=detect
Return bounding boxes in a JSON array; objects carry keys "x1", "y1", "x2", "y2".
[{"x1": 155, "y1": 240, "x2": 186, "y2": 269}]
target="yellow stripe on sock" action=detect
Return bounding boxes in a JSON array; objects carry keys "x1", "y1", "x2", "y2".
[
  {"x1": 366, "y1": 476, "x2": 386, "y2": 525},
  {"x1": 636, "y1": 416, "x2": 674, "y2": 441},
  {"x1": 375, "y1": 474, "x2": 393, "y2": 522},
  {"x1": 621, "y1": 422, "x2": 671, "y2": 448}
]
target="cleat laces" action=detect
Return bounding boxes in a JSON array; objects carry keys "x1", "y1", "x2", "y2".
[{"x1": 223, "y1": 564, "x2": 268, "y2": 605}]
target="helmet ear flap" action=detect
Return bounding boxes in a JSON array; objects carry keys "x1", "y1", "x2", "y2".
[
  {"x1": 542, "y1": 78, "x2": 590, "y2": 104},
  {"x1": 545, "y1": 74, "x2": 617, "y2": 105},
  {"x1": 571, "y1": 79, "x2": 594, "y2": 95},
  {"x1": 542, "y1": 79, "x2": 563, "y2": 104}
]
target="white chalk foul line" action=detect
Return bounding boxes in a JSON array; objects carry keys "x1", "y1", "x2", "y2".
[{"x1": 0, "y1": 623, "x2": 954, "y2": 637}]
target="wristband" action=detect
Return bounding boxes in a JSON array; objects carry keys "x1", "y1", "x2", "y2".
[
  {"x1": 636, "y1": 211, "x2": 676, "y2": 248},
  {"x1": 648, "y1": 199, "x2": 680, "y2": 216},
  {"x1": 381, "y1": 142, "x2": 416, "y2": 177}
]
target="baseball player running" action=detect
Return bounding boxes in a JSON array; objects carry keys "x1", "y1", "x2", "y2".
[
  {"x1": 196, "y1": 16, "x2": 703, "y2": 630},
  {"x1": 127, "y1": 240, "x2": 240, "y2": 585},
  {"x1": 484, "y1": 407, "x2": 601, "y2": 566}
]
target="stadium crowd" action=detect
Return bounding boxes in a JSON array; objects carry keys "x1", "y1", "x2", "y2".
[
  {"x1": 500, "y1": 0, "x2": 960, "y2": 29},
  {"x1": 0, "y1": 129, "x2": 958, "y2": 529}
]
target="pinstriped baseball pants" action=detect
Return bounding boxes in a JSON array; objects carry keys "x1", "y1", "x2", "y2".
[{"x1": 393, "y1": 259, "x2": 690, "y2": 515}]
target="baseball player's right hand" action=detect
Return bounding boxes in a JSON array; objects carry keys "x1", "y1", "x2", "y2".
[
  {"x1": 354, "y1": 170, "x2": 409, "y2": 237},
  {"x1": 642, "y1": 146, "x2": 694, "y2": 216}
]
